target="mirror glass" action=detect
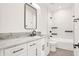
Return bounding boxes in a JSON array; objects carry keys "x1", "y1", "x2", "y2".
[{"x1": 24, "y1": 3, "x2": 37, "y2": 30}]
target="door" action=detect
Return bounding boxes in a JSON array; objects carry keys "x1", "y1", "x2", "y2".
[
  {"x1": 73, "y1": 3, "x2": 79, "y2": 56},
  {"x1": 36, "y1": 39, "x2": 42, "y2": 56},
  {"x1": 27, "y1": 41, "x2": 37, "y2": 56},
  {"x1": 45, "y1": 37, "x2": 50, "y2": 56},
  {"x1": 37, "y1": 38, "x2": 48, "y2": 56},
  {"x1": 40, "y1": 38, "x2": 46, "y2": 56}
]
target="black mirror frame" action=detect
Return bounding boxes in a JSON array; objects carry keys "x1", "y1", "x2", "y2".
[{"x1": 24, "y1": 3, "x2": 37, "y2": 30}]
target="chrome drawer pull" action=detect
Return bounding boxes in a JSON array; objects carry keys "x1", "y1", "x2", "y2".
[
  {"x1": 30, "y1": 43, "x2": 36, "y2": 46},
  {"x1": 13, "y1": 48, "x2": 24, "y2": 53},
  {"x1": 42, "y1": 44, "x2": 45, "y2": 51}
]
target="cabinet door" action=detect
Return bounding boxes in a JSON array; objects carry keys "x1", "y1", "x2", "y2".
[
  {"x1": 27, "y1": 41, "x2": 37, "y2": 56},
  {"x1": 41, "y1": 38, "x2": 46, "y2": 56},
  {"x1": 38, "y1": 38, "x2": 45, "y2": 56},
  {"x1": 38, "y1": 37, "x2": 49, "y2": 56},
  {"x1": 0, "y1": 49, "x2": 4, "y2": 56},
  {"x1": 36, "y1": 39, "x2": 42, "y2": 56},
  {"x1": 44, "y1": 37, "x2": 50, "y2": 56}
]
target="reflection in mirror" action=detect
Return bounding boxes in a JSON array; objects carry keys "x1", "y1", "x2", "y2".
[{"x1": 24, "y1": 3, "x2": 37, "y2": 30}]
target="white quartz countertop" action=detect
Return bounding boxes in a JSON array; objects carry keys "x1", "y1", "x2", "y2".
[{"x1": 0, "y1": 35, "x2": 47, "y2": 49}]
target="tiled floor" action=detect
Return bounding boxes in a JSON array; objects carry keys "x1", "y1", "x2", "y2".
[{"x1": 48, "y1": 48, "x2": 74, "y2": 56}]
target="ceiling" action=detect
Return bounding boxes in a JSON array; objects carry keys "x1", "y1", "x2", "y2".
[{"x1": 38, "y1": 3, "x2": 74, "y2": 12}]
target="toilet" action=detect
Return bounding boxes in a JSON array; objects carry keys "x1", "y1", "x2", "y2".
[{"x1": 49, "y1": 38, "x2": 56, "y2": 52}]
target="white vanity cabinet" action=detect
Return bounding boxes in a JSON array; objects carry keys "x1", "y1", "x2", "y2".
[
  {"x1": 0, "y1": 36, "x2": 48, "y2": 56},
  {"x1": 4, "y1": 44, "x2": 28, "y2": 56}
]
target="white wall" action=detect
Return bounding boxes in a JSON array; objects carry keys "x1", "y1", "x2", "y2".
[
  {"x1": 47, "y1": 9, "x2": 54, "y2": 36},
  {"x1": 48, "y1": 10, "x2": 54, "y2": 26},
  {"x1": 52, "y1": 8, "x2": 74, "y2": 39},
  {"x1": 36, "y1": 3, "x2": 48, "y2": 35},
  {"x1": 0, "y1": 3, "x2": 28, "y2": 33}
]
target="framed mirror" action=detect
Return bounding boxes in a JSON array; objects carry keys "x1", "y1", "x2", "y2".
[{"x1": 24, "y1": 3, "x2": 37, "y2": 30}]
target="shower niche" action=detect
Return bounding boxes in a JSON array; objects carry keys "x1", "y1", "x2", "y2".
[{"x1": 49, "y1": 26, "x2": 58, "y2": 37}]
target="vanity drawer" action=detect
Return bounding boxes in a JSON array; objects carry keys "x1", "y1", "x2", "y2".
[{"x1": 4, "y1": 44, "x2": 27, "y2": 56}]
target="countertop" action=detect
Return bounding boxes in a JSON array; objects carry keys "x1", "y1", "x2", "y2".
[{"x1": 0, "y1": 35, "x2": 47, "y2": 49}]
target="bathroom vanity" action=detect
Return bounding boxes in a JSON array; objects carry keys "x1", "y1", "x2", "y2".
[{"x1": 0, "y1": 35, "x2": 49, "y2": 56}]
